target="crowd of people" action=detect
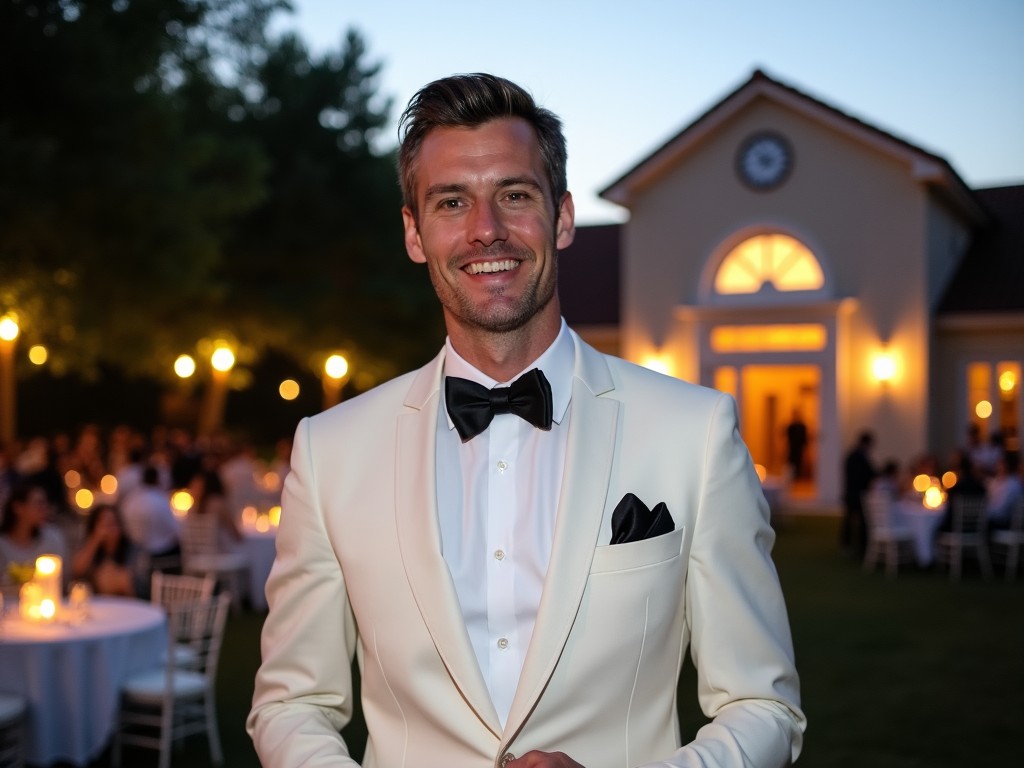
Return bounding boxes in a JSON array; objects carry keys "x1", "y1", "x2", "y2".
[
  {"x1": 842, "y1": 424, "x2": 1023, "y2": 560},
  {"x1": 0, "y1": 424, "x2": 290, "y2": 600}
]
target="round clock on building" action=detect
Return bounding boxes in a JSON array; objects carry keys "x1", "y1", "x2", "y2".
[{"x1": 736, "y1": 131, "x2": 793, "y2": 191}]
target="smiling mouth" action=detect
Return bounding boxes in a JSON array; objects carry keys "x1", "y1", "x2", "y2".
[{"x1": 464, "y1": 259, "x2": 520, "y2": 275}]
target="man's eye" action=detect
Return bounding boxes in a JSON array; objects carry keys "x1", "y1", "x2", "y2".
[
  {"x1": 441, "y1": 199, "x2": 462, "y2": 209},
  {"x1": 506, "y1": 191, "x2": 529, "y2": 202}
]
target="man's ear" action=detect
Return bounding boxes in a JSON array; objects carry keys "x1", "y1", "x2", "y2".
[
  {"x1": 402, "y1": 206, "x2": 426, "y2": 264},
  {"x1": 555, "y1": 192, "x2": 576, "y2": 250}
]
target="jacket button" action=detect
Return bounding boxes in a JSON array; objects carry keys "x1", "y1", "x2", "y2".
[{"x1": 500, "y1": 753, "x2": 516, "y2": 767}]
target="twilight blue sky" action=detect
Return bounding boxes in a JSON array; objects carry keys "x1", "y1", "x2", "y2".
[{"x1": 275, "y1": 0, "x2": 1024, "y2": 224}]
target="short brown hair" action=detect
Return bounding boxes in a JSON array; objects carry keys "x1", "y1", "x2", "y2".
[{"x1": 398, "y1": 73, "x2": 567, "y2": 217}]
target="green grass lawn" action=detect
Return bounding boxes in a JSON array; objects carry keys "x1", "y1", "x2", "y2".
[{"x1": 110, "y1": 514, "x2": 1022, "y2": 767}]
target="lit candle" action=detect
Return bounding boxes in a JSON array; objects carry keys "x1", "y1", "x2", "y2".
[
  {"x1": 34, "y1": 555, "x2": 62, "y2": 618},
  {"x1": 19, "y1": 581, "x2": 43, "y2": 621}
]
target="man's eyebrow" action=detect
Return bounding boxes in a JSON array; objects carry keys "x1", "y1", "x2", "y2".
[
  {"x1": 423, "y1": 177, "x2": 544, "y2": 200},
  {"x1": 497, "y1": 176, "x2": 544, "y2": 190},
  {"x1": 423, "y1": 183, "x2": 468, "y2": 200}
]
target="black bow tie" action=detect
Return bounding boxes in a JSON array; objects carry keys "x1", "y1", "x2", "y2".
[{"x1": 445, "y1": 368, "x2": 554, "y2": 442}]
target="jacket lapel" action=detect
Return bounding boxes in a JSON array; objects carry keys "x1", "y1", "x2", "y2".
[
  {"x1": 504, "y1": 335, "x2": 619, "y2": 740},
  {"x1": 395, "y1": 351, "x2": 502, "y2": 736}
]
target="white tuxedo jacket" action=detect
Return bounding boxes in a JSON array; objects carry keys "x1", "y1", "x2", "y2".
[{"x1": 248, "y1": 331, "x2": 804, "y2": 767}]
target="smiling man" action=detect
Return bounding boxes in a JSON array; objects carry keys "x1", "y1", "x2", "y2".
[{"x1": 248, "y1": 73, "x2": 805, "y2": 768}]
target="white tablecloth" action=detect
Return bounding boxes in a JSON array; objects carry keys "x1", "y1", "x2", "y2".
[
  {"x1": 0, "y1": 596, "x2": 167, "y2": 766},
  {"x1": 894, "y1": 501, "x2": 946, "y2": 566},
  {"x1": 242, "y1": 528, "x2": 277, "y2": 611}
]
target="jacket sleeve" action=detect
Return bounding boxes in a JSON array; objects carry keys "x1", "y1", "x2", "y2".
[
  {"x1": 645, "y1": 393, "x2": 806, "y2": 767},
  {"x1": 246, "y1": 416, "x2": 362, "y2": 767}
]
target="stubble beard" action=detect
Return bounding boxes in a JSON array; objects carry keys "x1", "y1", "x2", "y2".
[{"x1": 429, "y1": 240, "x2": 558, "y2": 335}]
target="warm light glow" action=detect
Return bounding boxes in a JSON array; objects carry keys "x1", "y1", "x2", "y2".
[
  {"x1": 269, "y1": 505, "x2": 281, "y2": 526},
  {"x1": 711, "y1": 324, "x2": 826, "y2": 353},
  {"x1": 279, "y1": 379, "x2": 300, "y2": 400},
  {"x1": 975, "y1": 400, "x2": 993, "y2": 419},
  {"x1": 100, "y1": 474, "x2": 118, "y2": 495},
  {"x1": 75, "y1": 489, "x2": 94, "y2": 509},
  {"x1": 39, "y1": 598, "x2": 57, "y2": 619},
  {"x1": 912, "y1": 474, "x2": 932, "y2": 493},
  {"x1": 941, "y1": 471, "x2": 957, "y2": 489},
  {"x1": 999, "y1": 370, "x2": 1017, "y2": 393},
  {"x1": 211, "y1": 346, "x2": 235, "y2": 372},
  {"x1": 28, "y1": 555, "x2": 63, "y2": 622},
  {"x1": 262, "y1": 471, "x2": 281, "y2": 492},
  {"x1": 35, "y1": 556, "x2": 58, "y2": 577},
  {"x1": 872, "y1": 353, "x2": 896, "y2": 383},
  {"x1": 64, "y1": 469, "x2": 82, "y2": 489},
  {"x1": 715, "y1": 234, "x2": 824, "y2": 294},
  {"x1": 241, "y1": 505, "x2": 258, "y2": 527},
  {"x1": 28, "y1": 345, "x2": 48, "y2": 365},
  {"x1": 256, "y1": 515, "x2": 271, "y2": 533},
  {"x1": 754, "y1": 463, "x2": 768, "y2": 482},
  {"x1": 923, "y1": 485, "x2": 945, "y2": 509},
  {"x1": 641, "y1": 356, "x2": 670, "y2": 375},
  {"x1": 174, "y1": 354, "x2": 196, "y2": 378},
  {"x1": 324, "y1": 354, "x2": 349, "y2": 380},
  {"x1": 170, "y1": 490, "x2": 194, "y2": 516},
  {"x1": 714, "y1": 366, "x2": 738, "y2": 399},
  {"x1": 0, "y1": 315, "x2": 19, "y2": 341}
]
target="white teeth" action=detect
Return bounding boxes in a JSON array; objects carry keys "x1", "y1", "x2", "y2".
[{"x1": 466, "y1": 260, "x2": 518, "y2": 275}]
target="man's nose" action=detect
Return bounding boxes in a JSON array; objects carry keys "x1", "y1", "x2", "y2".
[{"x1": 468, "y1": 200, "x2": 508, "y2": 246}]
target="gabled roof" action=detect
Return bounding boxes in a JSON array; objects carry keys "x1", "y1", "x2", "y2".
[
  {"x1": 938, "y1": 185, "x2": 1024, "y2": 315},
  {"x1": 599, "y1": 69, "x2": 988, "y2": 225}
]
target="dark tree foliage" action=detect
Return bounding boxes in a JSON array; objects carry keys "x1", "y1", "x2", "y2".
[
  {"x1": 0, "y1": 1, "x2": 442, "y2": 398},
  {"x1": 219, "y1": 28, "x2": 442, "y2": 390}
]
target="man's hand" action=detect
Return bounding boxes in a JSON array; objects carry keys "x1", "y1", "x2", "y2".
[{"x1": 507, "y1": 751, "x2": 584, "y2": 767}]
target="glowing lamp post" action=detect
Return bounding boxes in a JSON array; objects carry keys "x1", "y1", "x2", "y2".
[
  {"x1": 198, "y1": 344, "x2": 235, "y2": 437},
  {"x1": 322, "y1": 353, "x2": 350, "y2": 410},
  {"x1": 0, "y1": 314, "x2": 20, "y2": 444}
]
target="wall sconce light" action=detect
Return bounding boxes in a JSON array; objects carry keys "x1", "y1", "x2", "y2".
[
  {"x1": 872, "y1": 352, "x2": 896, "y2": 383},
  {"x1": 641, "y1": 355, "x2": 671, "y2": 376}
]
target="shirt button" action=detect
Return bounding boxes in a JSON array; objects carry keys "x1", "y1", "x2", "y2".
[
  {"x1": 494, "y1": 549, "x2": 505, "y2": 561},
  {"x1": 496, "y1": 460, "x2": 508, "y2": 473},
  {"x1": 500, "y1": 753, "x2": 516, "y2": 767},
  {"x1": 497, "y1": 637, "x2": 509, "y2": 650}
]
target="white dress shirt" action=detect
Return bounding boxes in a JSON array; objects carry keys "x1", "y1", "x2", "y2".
[{"x1": 437, "y1": 320, "x2": 574, "y2": 727}]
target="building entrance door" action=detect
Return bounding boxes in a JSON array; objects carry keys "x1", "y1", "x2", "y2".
[{"x1": 722, "y1": 364, "x2": 821, "y2": 498}]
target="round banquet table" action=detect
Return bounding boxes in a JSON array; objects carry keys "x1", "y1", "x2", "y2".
[
  {"x1": 242, "y1": 527, "x2": 277, "y2": 611},
  {"x1": 0, "y1": 595, "x2": 167, "y2": 767},
  {"x1": 894, "y1": 500, "x2": 946, "y2": 566}
]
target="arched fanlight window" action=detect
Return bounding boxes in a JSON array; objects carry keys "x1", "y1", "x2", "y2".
[{"x1": 714, "y1": 233, "x2": 824, "y2": 294}]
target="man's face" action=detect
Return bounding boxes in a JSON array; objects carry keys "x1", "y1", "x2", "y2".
[{"x1": 402, "y1": 117, "x2": 574, "y2": 337}]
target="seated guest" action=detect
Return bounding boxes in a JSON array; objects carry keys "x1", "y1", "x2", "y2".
[
  {"x1": 871, "y1": 459, "x2": 902, "y2": 499},
  {"x1": 70, "y1": 503, "x2": 141, "y2": 597},
  {"x1": 986, "y1": 454, "x2": 1023, "y2": 532},
  {"x1": 187, "y1": 469, "x2": 242, "y2": 552},
  {"x1": 120, "y1": 464, "x2": 181, "y2": 569},
  {"x1": 938, "y1": 451, "x2": 987, "y2": 533},
  {"x1": 0, "y1": 479, "x2": 69, "y2": 587}
]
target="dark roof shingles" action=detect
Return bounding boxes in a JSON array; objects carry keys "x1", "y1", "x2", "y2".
[{"x1": 938, "y1": 185, "x2": 1024, "y2": 314}]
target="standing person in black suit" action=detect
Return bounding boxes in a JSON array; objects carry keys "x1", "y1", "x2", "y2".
[{"x1": 842, "y1": 431, "x2": 877, "y2": 556}]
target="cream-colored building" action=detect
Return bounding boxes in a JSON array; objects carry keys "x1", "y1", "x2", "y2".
[{"x1": 561, "y1": 70, "x2": 1023, "y2": 507}]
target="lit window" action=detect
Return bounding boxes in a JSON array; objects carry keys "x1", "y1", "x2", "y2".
[
  {"x1": 711, "y1": 324, "x2": 827, "y2": 353},
  {"x1": 715, "y1": 234, "x2": 824, "y2": 294},
  {"x1": 714, "y1": 366, "x2": 738, "y2": 399}
]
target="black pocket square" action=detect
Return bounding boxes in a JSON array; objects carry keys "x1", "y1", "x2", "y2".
[{"x1": 610, "y1": 493, "x2": 675, "y2": 545}]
